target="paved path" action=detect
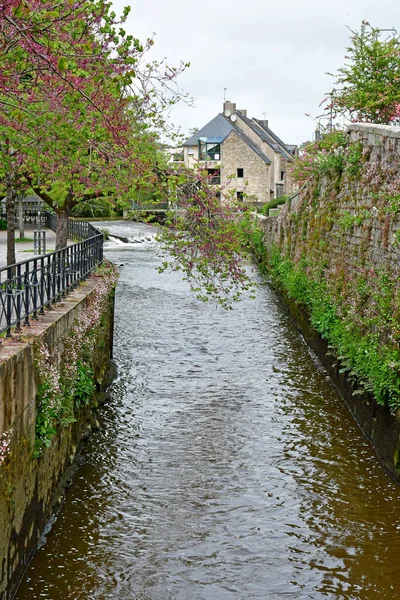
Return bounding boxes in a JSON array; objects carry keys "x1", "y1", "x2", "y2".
[{"x1": 0, "y1": 225, "x2": 58, "y2": 268}]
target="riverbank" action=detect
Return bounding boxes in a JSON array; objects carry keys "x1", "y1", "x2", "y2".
[
  {"x1": 253, "y1": 123, "x2": 400, "y2": 482},
  {"x1": 0, "y1": 266, "x2": 116, "y2": 600}
]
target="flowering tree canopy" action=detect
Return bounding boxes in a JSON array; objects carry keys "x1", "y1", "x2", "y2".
[
  {"x1": 158, "y1": 167, "x2": 255, "y2": 309},
  {"x1": 328, "y1": 22, "x2": 400, "y2": 125},
  {"x1": 0, "y1": 0, "x2": 188, "y2": 255}
]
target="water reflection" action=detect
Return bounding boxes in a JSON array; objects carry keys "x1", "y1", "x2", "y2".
[{"x1": 16, "y1": 226, "x2": 400, "y2": 600}]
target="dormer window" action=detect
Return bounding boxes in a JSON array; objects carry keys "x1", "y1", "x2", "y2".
[{"x1": 198, "y1": 139, "x2": 222, "y2": 161}]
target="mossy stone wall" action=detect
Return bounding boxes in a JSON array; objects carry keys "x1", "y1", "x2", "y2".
[
  {"x1": 0, "y1": 274, "x2": 115, "y2": 600},
  {"x1": 260, "y1": 123, "x2": 400, "y2": 481}
]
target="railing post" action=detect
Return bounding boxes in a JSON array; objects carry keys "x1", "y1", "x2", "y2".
[
  {"x1": 39, "y1": 256, "x2": 46, "y2": 314},
  {"x1": 5, "y1": 265, "x2": 13, "y2": 337},
  {"x1": 32, "y1": 258, "x2": 39, "y2": 320},
  {"x1": 24, "y1": 264, "x2": 30, "y2": 327},
  {"x1": 47, "y1": 254, "x2": 52, "y2": 308},
  {"x1": 15, "y1": 264, "x2": 22, "y2": 332}
]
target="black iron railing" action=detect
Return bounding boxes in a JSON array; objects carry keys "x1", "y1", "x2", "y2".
[{"x1": 0, "y1": 214, "x2": 103, "y2": 338}]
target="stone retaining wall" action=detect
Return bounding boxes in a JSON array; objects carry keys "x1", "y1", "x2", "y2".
[
  {"x1": 0, "y1": 273, "x2": 115, "y2": 599},
  {"x1": 260, "y1": 123, "x2": 400, "y2": 481}
]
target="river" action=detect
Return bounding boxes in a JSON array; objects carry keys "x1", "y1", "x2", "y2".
[{"x1": 15, "y1": 221, "x2": 400, "y2": 600}]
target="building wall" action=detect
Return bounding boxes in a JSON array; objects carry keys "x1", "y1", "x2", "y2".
[
  {"x1": 0, "y1": 274, "x2": 115, "y2": 600},
  {"x1": 221, "y1": 131, "x2": 270, "y2": 203},
  {"x1": 183, "y1": 145, "x2": 199, "y2": 168},
  {"x1": 235, "y1": 114, "x2": 276, "y2": 164}
]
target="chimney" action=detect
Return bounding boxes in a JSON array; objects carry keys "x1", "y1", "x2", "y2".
[
  {"x1": 260, "y1": 119, "x2": 268, "y2": 128},
  {"x1": 238, "y1": 109, "x2": 247, "y2": 117},
  {"x1": 223, "y1": 100, "x2": 236, "y2": 115}
]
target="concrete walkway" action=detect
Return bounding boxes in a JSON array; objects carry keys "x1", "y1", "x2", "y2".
[{"x1": 0, "y1": 224, "x2": 58, "y2": 268}]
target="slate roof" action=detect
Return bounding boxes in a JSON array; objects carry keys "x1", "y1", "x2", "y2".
[
  {"x1": 221, "y1": 116, "x2": 271, "y2": 165},
  {"x1": 183, "y1": 112, "x2": 271, "y2": 165},
  {"x1": 1, "y1": 194, "x2": 42, "y2": 206},
  {"x1": 253, "y1": 119, "x2": 296, "y2": 158},
  {"x1": 286, "y1": 144, "x2": 297, "y2": 155},
  {"x1": 235, "y1": 111, "x2": 277, "y2": 150},
  {"x1": 183, "y1": 114, "x2": 234, "y2": 146}
]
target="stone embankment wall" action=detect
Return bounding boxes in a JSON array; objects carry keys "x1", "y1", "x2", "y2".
[
  {"x1": 267, "y1": 123, "x2": 400, "y2": 271},
  {"x1": 0, "y1": 268, "x2": 116, "y2": 600},
  {"x1": 259, "y1": 123, "x2": 400, "y2": 480}
]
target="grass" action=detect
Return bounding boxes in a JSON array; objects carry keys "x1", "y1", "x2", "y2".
[
  {"x1": 21, "y1": 249, "x2": 55, "y2": 253},
  {"x1": 15, "y1": 238, "x2": 34, "y2": 243}
]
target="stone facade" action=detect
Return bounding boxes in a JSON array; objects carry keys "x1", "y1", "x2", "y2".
[
  {"x1": 0, "y1": 274, "x2": 115, "y2": 600},
  {"x1": 221, "y1": 131, "x2": 271, "y2": 203},
  {"x1": 182, "y1": 102, "x2": 297, "y2": 204}
]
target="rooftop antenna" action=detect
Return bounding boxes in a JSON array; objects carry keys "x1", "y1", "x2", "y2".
[{"x1": 223, "y1": 87, "x2": 227, "y2": 102}]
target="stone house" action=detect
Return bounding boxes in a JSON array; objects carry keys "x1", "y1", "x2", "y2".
[{"x1": 182, "y1": 101, "x2": 298, "y2": 204}]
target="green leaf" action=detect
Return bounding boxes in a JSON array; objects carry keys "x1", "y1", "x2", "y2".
[{"x1": 57, "y1": 57, "x2": 69, "y2": 71}]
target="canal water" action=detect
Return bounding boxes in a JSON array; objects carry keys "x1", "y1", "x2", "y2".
[{"x1": 16, "y1": 222, "x2": 400, "y2": 600}]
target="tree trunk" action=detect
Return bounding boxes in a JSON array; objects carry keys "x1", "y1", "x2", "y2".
[
  {"x1": 5, "y1": 172, "x2": 16, "y2": 266},
  {"x1": 18, "y1": 196, "x2": 24, "y2": 239},
  {"x1": 55, "y1": 208, "x2": 69, "y2": 250}
]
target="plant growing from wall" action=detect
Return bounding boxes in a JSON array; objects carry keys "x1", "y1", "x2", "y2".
[
  {"x1": 0, "y1": 429, "x2": 12, "y2": 467},
  {"x1": 289, "y1": 130, "x2": 348, "y2": 185},
  {"x1": 32, "y1": 263, "x2": 118, "y2": 456},
  {"x1": 249, "y1": 230, "x2": 400, "y2": 413}
]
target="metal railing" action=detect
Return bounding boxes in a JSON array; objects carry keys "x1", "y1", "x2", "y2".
[{"x1": 0, "y1": 213, "x2": 103, "y2": 338}]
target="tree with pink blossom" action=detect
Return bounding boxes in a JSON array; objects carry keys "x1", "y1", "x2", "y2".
[{"x1": 0, "y1": 0, "x2": 188, "y2": 255}]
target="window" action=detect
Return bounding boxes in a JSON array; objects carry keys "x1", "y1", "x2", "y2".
[
  {"x1": 280, "y1": 171, "x2": 285, "y2": 181},
  {"x1": 207, "y1": 168, "x2": 220, "y2": 185},
  {"x1": 199, "y1": 141, "x2": 221, "y2": 161},
  {"x1": 172, "y1": 152, "x2": 184, "y2": 162},
  {"x1": 237, "y1": 191, "x2": 244, "y2": 202},
  {"x1": 237, "y1": 168, "x2": 244, "y2": 178}
]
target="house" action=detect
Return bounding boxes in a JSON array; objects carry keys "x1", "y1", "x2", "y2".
[{"x1": 182, "y1": 101, "x2": 298, "y2": 204}]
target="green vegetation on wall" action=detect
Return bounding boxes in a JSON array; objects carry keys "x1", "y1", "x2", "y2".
[
  {"x1": 244, "y1": 213, "x2": 400, "y2": 413},
  {"x1": 33, "y1": 263, "x2": 118, "y2": 456}
]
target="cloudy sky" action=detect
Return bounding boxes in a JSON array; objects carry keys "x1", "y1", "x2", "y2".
[{"x1": 113, "y1": 0, "x2": 398, "y2": 145}]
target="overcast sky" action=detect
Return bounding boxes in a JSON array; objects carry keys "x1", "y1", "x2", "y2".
[{"x1": 113, "y1": 0, "x2": 398, "y2": 145}]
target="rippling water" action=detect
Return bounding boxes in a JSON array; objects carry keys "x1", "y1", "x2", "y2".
[{"x1": 16, "y1": 223, "x2": 400, "y2": 600}]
